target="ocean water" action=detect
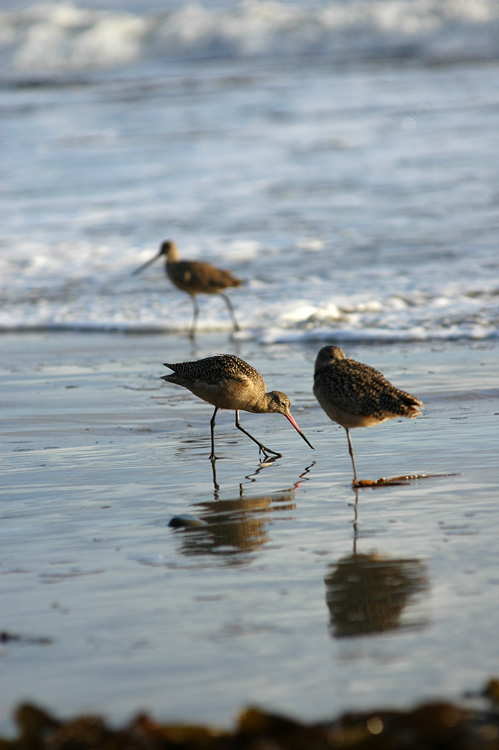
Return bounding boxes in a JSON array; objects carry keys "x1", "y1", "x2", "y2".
[{"x1": 1, "y1": 0, "x2": 499, "y2": 343}]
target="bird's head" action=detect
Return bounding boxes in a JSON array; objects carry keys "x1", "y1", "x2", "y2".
[
  {"x1": 266, "y1": 390, "x2": 292, "y2": 415},
  {"x1": 159, "y1": 239, "x2": 177, "y2": 257},
  {"x1": 132, "y1": 239, "x2": 178, "y2": 276},
  {"x1": 267, "y1": 391, "x2": 314, "y2": 450},
  {"x1": 314, "y1": 345, "x2": 345, "y2": 371}
]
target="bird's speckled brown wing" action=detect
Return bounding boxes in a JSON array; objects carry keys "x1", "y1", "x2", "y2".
[
  {"x1": 165, "y1": 354, "x2": 257, "y2": 383},
  {"x1": 162, "y1": 355, "x2": 267, "y2": 411},
  {"x1": 314, "y1": 357, "x2": 422, "y2": 425},
  {"x1": 167, "y1": 261, "x2": 243, "y2": 295}
]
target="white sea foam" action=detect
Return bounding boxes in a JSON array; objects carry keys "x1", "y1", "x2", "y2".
[
  {"x1": 0, "y1": 239, "x2": 497, "y2": 342},
  {"x1": 2, "y1": 0, "x2": 499, "y2": 76}
]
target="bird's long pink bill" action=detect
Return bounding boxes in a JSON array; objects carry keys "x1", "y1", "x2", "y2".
[
  {"x1": 285, "y1": 413, "x2": 314, "y2": 450},
  {"x1": 132, "y1": 251, "x2": 162, "y2": 276}
]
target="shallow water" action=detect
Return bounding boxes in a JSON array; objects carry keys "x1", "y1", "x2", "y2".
[{"x1": 1, "y1": 333, "x2": 498, "y2": 732}]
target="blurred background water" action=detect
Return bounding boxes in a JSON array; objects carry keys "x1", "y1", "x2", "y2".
[{"x1": 1, "y1": 0, "x2": 499, "y2": 342}]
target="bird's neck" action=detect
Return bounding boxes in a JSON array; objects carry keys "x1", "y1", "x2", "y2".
[
  {"x1": 165, "y1": 244, "x2": 180, "y2": 263},
  {"x1": 250, "y1": 393, "x2": 274, "y2": 414}
]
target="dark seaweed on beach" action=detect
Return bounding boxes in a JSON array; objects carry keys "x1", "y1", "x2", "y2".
[{"x1": 2, "y1": 679, "x2": 498, "y2": 750}]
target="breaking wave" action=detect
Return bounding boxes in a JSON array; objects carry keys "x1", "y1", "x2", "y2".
[{"x1": 2, "y1": 0, "x2": 499, "y2": 77}]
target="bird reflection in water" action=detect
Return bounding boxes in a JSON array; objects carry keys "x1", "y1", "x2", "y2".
[
  {"x1": 324, "y1": 491, "x2": 430, "y2": 637},
  {"x1": 171, "y1": 462, "x2": 314, "y2": 563},
  {"x1": 325, "y1": 552, "x2": 429, "y2": 638}
]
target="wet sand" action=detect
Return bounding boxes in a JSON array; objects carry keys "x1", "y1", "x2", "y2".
[{"x1": 1, "y1": 332, "x2": 498, "y2": 733}]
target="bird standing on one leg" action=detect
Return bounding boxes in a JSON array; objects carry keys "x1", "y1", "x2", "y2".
[
  {"x1": 313, "y1": 346, "x2": 423, "y2": 485},
  {"x1": 133, "y1": 240, "x2": 243, "y2": 338},
  {"x1": 162, "y1": 354, "x2": 314, "y2": 461}
]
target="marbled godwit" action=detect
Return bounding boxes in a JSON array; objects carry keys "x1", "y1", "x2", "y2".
[
  {"x1": 313, "y1": 346, "x2": 422, "y2": 485},
  {"x1": 162, "y1": 354, "x2": 314, "y2": 461},
  {"x1": 133, "y1": 240, "x2": 243, "y2": 338}
]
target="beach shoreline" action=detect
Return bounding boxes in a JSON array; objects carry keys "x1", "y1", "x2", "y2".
[{"x1": 1, "y1": 331, "x2": 498, "y2": 734}]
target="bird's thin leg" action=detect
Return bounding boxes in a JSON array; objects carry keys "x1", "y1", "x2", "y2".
[
  {"x1": 234, "y1": 410, "x2": 282, "y2": 458},
  {"x1": 210, "y1": 407, "x2": 218, "y2": 462},
  {"x1": 220, "y1": 293, "x2": 240, "y2": 332},
  {"x1": 189, "y1": 295, "x2": 200, "y2": 339},
  {"x1": 345, "y1": 428, "x2": 359, "y2": 485}
]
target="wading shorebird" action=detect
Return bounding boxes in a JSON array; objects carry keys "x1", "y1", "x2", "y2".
[
  {"x1": 313, "y1": 346, "x2": 423, "y2": 485},
  {"x1": 162, "y1": 354, "x2": 314, "y2": 461},
  {"x1": 133, "y1": 240, "x2": 243, "y2": 338}
]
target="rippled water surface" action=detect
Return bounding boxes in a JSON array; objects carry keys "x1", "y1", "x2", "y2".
[{"x1": 1, "y1": 333, "x2": 498, "y2": 732}]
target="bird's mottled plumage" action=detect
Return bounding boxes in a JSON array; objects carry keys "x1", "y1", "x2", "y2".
[
  {"x1": 313, "y1": 346, "x2": 422, "y2": 484},
  {"x1": 314, "y1": 346, "x2": 422, "y2": 428},
  {"x1": 157, "y1": 240, "x2": 241, "y2": 294},
  {"x1": 162, "y1": 354, "x2": 314, "y2": 460},
  {"x1": 133, "y1": 240, "x2": 243, "y2": 337}
]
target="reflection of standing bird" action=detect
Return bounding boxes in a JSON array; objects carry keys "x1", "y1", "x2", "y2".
[
  {"x1": 162, "y1": 354, "x2": 314, "y2": 461},
  {"x1": 325, "y1": 553, "x2": 429, "y2": 637},
  {"x1": 313, "y1": 346, "x2": 422, "y2": 485},
  {"x1": 133, "y1": 239, "x2": 243, "y2": 338}
]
